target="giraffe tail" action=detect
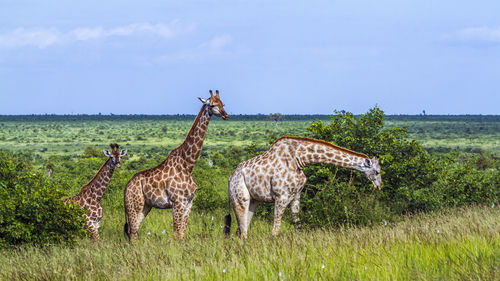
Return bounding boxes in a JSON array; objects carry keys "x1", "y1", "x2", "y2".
[
  {"x1": 123, "y1": 189, "x2": 130, "y2": 240},
  {"x1": 124, "y1": 222, "x2": 130, "y2": 240},
  {"x1": 223, "y1": 189, "x2": 231, "y2": 236},
  {"x1": 223, "y1": 213, "x2": 231, "y2": 236}
]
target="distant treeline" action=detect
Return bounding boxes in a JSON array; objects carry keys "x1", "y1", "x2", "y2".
[{"x1": 0, "y1": 114, "x2": 499, "y2": 122}]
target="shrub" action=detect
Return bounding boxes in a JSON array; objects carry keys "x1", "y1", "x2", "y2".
[
  {"x1": 433, "y1": 153, "x2": 499, "y2": 207},
  {"x1": 0, "y1": 150, "x2": 86, "y2": 248},
  {"x1": 299, "y1": 107, "x2": 498, "y2": 228},
  {"x1": 81, "y1": 146, "x2": 103, "y2": 158}
]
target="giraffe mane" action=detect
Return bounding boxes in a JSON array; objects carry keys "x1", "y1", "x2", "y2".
[
  {"x1": 274, "y1": 136, "x2": 369, "y2": 159},
  {"x1": 82, "y1": 158, "x2": 112, "y2": 190},
  {"x1": 170, "y1": 103, "x2": 208, "y2": 154}
]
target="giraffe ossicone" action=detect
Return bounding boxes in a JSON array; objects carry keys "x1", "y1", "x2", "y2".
[
  {"x1": 224, "y1": 136, "x2": 382, "y2": 238},
  {"x1": 63, "y1": 143, "x2": 127, "y2": 241},
  {"x1": 124, "y1": 90, "x2": 228, "y2": 241}
]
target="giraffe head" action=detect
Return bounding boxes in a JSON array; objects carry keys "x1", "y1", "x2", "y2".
[
  {"x1": 361, "y1": 157, "x2": 382, "y2": 190},
  {"x1": 103, "y1": 143, "x2": 127, "y2": 168},
  {"x1": 199, "y1": 90, "x2": 229, "y2": 120}
]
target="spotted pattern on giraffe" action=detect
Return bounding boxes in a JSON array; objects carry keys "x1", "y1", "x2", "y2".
[
  {"x1": 63, "y1": 143, "x2": 127, "y2": 241},
  {"x1": 225, "y1": 136, "x2": 382, "y2": 238},
  {"x1": 124, "y1": 91, "x2": 228, "y2": 241}
]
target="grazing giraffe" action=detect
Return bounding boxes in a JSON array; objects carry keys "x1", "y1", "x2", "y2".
[
  {"x1": 63, "y1": 143, "x2": 127, "y2": 240},
  {"x1": 224, "y1": 136, "x2": 382, "y2": 238},
  {"x1": 124, "y1": 90, "x2": 229, "y2": 241}
]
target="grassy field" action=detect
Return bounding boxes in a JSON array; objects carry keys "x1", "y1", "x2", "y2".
[
  {"x1": 0, "y1": 205, "x2": 498, "y2": 280},
  {"x1": 1, "y1": 115, "x2": 499, "y2": 157},
  {"x1": 0, "y1": 118, "x2": 311, "y2": 157},
  {"x1": 386, "y1": 116, "x2": 500, "y2": 153},
  {"x1": 0, "y1": 114, "x2": 499, "y2": 280}
]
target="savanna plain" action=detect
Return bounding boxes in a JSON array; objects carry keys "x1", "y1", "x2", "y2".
[{"x1": 0, "y1": 114, "x2": 499, "y2": 280}]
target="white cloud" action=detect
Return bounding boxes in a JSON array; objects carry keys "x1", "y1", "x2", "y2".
[
  {"x1": 71, "y1": 27, "x2": 104, "y2": 41},
  {"x1": 449, "y1": 26, "x2": 500, "y2": 43},
  {"x1": 200, "y1": 35, "x2": 232, "y2": 50},
  {"x1": 159, "y1": 34, "x2": 233, "y2": 62},
  {"x1": 0, "y1": 28, "x2": 62, "y2": 48},
  {"x1": 0, "y1": 21, "x2": 192, "y2": 48}
]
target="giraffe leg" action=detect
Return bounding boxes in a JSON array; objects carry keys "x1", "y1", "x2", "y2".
[
  {"x1": 172, "y1": 199, "x2": 193, "y2": 239},
  {"x1": 246, "y1": 199, "x2": 260, "y2": 232},
  {"x1": 124, "y1": 181, "x2": 147, "y2": 242},
  {"x1": 233, "y1": 196, "x2": 250, "y2": 239},
  {"x1": 290, "y1": 193, "x2": 301, "y2": 229},
  {"x1": 229, "y1": 173, "x2": 251, "y2": 238},
  {"x1": 132, "y1": 204, "x2": 151, "y2": 241},
  {"x1": 272, "y1": 196, "x2": 290, "y2": 236},
  {"x1": 86, "y1": 219, "x2": 102, "y2": 241},
  {"x1": 173, "y1": 198, "x2": 193, "y2": 239}
]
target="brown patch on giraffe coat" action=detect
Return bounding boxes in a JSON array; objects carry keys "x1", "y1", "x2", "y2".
[{"x1": 274, "y1": 136, "x2": 369, "y2": 159}]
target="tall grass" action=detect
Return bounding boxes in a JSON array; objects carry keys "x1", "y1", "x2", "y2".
[{"x1": 1, "y1": 205, "x2": 498, "y2": 280}]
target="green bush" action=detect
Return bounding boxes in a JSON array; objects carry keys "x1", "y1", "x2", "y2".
[
  {"x1": 193, "y1": 146, "x2": 264, "y2": 211},
  {"x1": 300, "y1": 107, "x2": 499, "y2": 228},
  {"x1": 192, "y1": 157, "x2": 230, "y2": 211},
  {"x1": 433, "y1": 153, "x2": 499, "y2": 207},
  {"x1": 0, "y1": 150, "x2": 86, "y2": 248}
]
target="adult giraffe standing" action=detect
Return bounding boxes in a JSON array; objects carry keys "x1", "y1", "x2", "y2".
[
  {"x1": 63, "y1": 143, "x2": 127, "y2": 241},
  {"x1": 224, "y1": 136, "x2": 382, "y2": 238},
  {"x1": 124, "y1": 90, "x2": 229, "y2": 241}
]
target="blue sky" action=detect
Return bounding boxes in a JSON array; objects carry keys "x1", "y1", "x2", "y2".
[{"x1": 1, "y1": 0, "x2": 499, "y2": 115}]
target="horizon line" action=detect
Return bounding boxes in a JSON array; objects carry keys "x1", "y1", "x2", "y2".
[{"x1": 0, "y1": 113, "x2": 499, "y2": 117}]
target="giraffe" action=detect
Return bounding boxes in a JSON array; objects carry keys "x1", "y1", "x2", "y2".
[
  {"x1": 124, "y1": 90, "x2": 229, "y2": 241},
  {"x1": 63, "y1": 143, "x2": 127, "y2": 240},
  {"x1": 224, "y1": 136, "x2": 382, "y2": 238}
]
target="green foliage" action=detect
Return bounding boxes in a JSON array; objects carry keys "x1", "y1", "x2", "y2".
[
  {"x1": 0, "y1": 205, "x2": 497, "y2": 280},
  {"x1": 432, "y1": 153, "x2": 499, "y2": 207},
  {"x1": 301, "y1": 107, "x2": 499, "y2": 228},
  {"x1": 0, "y1": 150, "x2": 85, "y2": 248},
  {"x1": 193, "y1": 145, "x2": 265, "y2": 211},
  {"x1": 81, "y1": 146, "x2": 103, "y2": 158},
  {"x1": 192, "y1": 163, "x2": 226, "y2": 211},
  {"x1": 0, "y1": 113, "x2": 497, "y2": 238}
]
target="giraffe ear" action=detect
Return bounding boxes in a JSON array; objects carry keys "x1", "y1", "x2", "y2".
[
  {"x1": 198, "y1": 97, "x2": 210, "y2": 105},
  {"x1": 103, "y1": 150, "x2": 111, "y2": 157},
  {"x1": 364, "y1": 158, "x2": 372, "y2": 168},
  {"x1": 120, "y1": 149, "x2": 128, "y2": 156}
]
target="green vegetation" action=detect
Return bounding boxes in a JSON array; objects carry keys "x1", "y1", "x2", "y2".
[
  {"x1": 0, "y1": 112, "x2": 498, "y2": 279},
  {"x1": 300, "y1": 108, "x2": 499, "y2": 228},
  {"x1": 0, "y1": 116, "x2": 313, "y2": 157},
  {"x1": 1, "y1": 114, "x2": 499, "y2": 157},
  {"x1": 0, "y1": 206, "x2": 497, "y2": 280},
  {"x1": 0, "y1": 150, "x2": 86, "y2": 248}
]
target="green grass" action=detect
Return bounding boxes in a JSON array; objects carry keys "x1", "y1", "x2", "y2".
[
  {"x1": 1, "y1": 115, "x2": 499, "y2": 280},
  {"x1": 0, "y1": 119, "x2": 311, "y2": 157},
  {"x1": 1, "y1": 205, "x2": 498, "y2": 280},
  {"x1": 1, "y1": 115, "x2": 499, "y2": 157}
]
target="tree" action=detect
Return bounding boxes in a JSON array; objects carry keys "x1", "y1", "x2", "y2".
[
  {"x1": 300, "y1": 106, "x2": 439, "y2": 227},
  {"x1": 267, "y1": 113, "x2": 283, "y2": 128}
]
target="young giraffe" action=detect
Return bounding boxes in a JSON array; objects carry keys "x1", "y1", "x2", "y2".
[
  {"x1": 63, "y1": 143, "x2": 127, "y2": 240},
  {"x1": 224, "y1": 136, "x2": 382, "y2": 238},
  {"x1": 124, "y1": 90, "x2": 229, "y2": 241}
]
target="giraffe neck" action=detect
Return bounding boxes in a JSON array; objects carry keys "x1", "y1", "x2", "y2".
[
  {"x1": 176, "y1": 104, "x2": 211, "y2": 172},
  {"x1": 295, "y1": 141, "x2": 368, "y2": 171},
  {"x1": 80, "y1": 158, "x2": 115, "y2": 202}
]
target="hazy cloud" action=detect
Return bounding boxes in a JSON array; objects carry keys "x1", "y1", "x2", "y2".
[
  {"x1": 158, "y1": 34, "x2": 233, "y2": 62},
  {"x1": 0, "y1": 21, "x2": 193, "y2": 48},
  {"x1": 0, "y1": 28, "x2": 62, "y2": 48},
  {"x1": 200, "y1": 35, "x2": 232, "y2": 50},
  {"x1": 447, "y1": 26, "x2": 500, "y2": 44}
]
